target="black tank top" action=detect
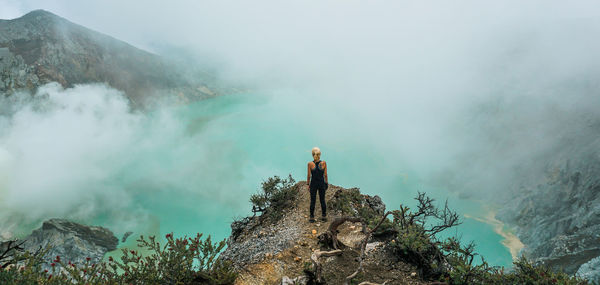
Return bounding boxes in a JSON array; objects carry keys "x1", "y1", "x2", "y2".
[{"x1": 310, "y1": 160, "x2": 326, "y2": 189}]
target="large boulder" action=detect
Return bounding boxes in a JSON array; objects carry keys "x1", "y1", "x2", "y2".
[{"x1": 22, "y1": 219, "x2": 118, "y2": 268}]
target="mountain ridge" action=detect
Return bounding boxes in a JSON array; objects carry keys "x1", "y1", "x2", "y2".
[{"x1": 0, "y1": 9, "x2": 231, "y2": 108}]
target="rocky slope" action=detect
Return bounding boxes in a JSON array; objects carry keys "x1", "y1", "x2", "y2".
[
  {"x1": 1, "y1": 219, "x2": 118, "y2": 270},
  {"x1": 219, "y1": 182, "x2": 426, "y2": 285},
  {"x1": 497, "y1": 140, "x2": 600, "y2": 282},
  {"x1": 0, "y1": 10, "x2": 230, "y2": 107}
]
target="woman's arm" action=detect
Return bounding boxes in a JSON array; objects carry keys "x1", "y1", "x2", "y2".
[
  {"x1": 307, "y1": 162, "x2": 312, "y2": 187},
  {"x1": 323, "y1": 161, "x2": 328, "y2": 184}
]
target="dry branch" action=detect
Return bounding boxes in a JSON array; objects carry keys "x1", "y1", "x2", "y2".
[
  {"x1": 319, "y1": 216, "x2": 365, "y2": 249},
  {"x1": 310, "y1": 249, "x2": 342, "y2": 283},
  {"x1": 344, "y1": 211, "x2": 393, "y2": 285},
  {"x1": 357, "y1": 281, "x2": 389, "y2": 285},
  {"x1": 0, "y1": 240, "x2": 26, "y2": 268}
]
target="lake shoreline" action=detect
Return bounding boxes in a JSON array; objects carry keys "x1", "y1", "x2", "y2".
[{"x1": 465, "y1": 209, "x2": 524, "y2": 261}]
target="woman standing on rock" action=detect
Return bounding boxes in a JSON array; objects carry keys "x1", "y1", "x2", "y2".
[{"x1": 307, "y1": 147, "x2": 328, "y2": 223}]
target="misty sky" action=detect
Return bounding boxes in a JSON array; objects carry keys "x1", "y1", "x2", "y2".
[
  {"x1": 0, "y1": 0, "x2": 600, "y2": 194},
  {"x1": 2, "y1": 0, "x2": 599, "y2": 86},
  {"x1": 3, "y1": 0, "x2": 600, "y2": 196},
  {"x1": 2, "y1": 1, "x2": 600, "y2": 264}
]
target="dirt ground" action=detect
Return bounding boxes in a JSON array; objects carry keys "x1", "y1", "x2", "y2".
[{"x1": 232, "y1": 182, "x2": 429, "y2": 285}]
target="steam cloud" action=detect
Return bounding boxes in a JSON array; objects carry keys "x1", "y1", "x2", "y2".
[
  {"x1": 1, "y1": 1, "x2": 600, "y2": 252},
  {"x1": 0, "y1": 83, "x2": 249, "y2": 239}
]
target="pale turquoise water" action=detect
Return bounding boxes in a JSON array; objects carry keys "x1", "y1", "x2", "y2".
[
  {"x1": 0, "y1": 89, "x2": 512, "y2": 267},
  {"x1": 97, "y1": 92, "x2": 513, "y2": 267}
]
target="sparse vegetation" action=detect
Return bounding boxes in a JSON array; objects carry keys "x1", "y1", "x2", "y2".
[
  {"x1": 249, "y1": 174, "x2": 297, "y2": 222},
  {"x1": 329, "y1": 188, "x2": 364, "y2": 215},
  {"x1": 390, "y1": 191, "x2": 461, "y2": 278},
  {"x1": 441, "y1": 255, "x2": 589, "y2": 285},
  {"x1": 329, "y1": 188, "x2": 394, "y2": 235},
  {"x1": 0, "y1": 233, "x2": 236, "y2": 285},
  {"x1": 2, "y1": 180, "x2": 590, "y2": 285},
  {"x1": 325, "y1": 189, "x2": 589, "y2": 284},
  {"x1": 388, "y1": 192, "x2": 588, "y2": 284}
]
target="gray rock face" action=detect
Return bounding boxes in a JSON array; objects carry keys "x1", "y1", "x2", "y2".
[
  {"x1": 281, "y1": 275, "x2": 309, "y2": 285},
  {"x1": 577, "y1": 256, "x2": 600, "y2": 282},
  {"x1": 0, "y1": 47, "x2": 39, "y2": 90},
  {"x1": 497, "y1": 144, "x2": 600, "y2": 281},
  {"x1": 220, "y1": 215, "x2": 301, "y2": 270},
  {"x1": 22, "y1": 219, "x2": 118, "y2": 268},
  {"x1": 365, "y1": 194, "x2": 386, "y2": 216},
  {"x1": 0, "y1": 10, "x2": 231, "y2": 107}
]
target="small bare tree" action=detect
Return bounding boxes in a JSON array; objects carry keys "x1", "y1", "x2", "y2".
[
  {"x1": 0, "y1": 240, "x2": 26, "y2": 268},
  {"x1": 0, "y1": 240, "x2": 46, "y2": 270},
  {"x1": 393, "y1": 192, "x2": 462, "y2": 278}
]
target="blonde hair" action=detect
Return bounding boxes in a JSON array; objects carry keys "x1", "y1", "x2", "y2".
[{"x1": 312, "y1": 147, "x2": 321, "y2": 160}]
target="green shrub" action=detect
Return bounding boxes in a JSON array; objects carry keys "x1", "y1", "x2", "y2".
[
  {"x1": 0, "y1": 233, "x2": 236, "y2": 285},
  {"x1": 438, "y1": 255, "x2": 589, "y2": 284},
  {"x1": 329, "y1": 188, "x2": 394, "y2": 235},
  {"x1": 249, "y1": 174, "x2": 297, "y2": 222},
  {"x1": 387, "y1": 192, "x2": 589, "y2": 284},
  {"x1": 329, "y1": 188, "x2": 363, "y2": 216}
]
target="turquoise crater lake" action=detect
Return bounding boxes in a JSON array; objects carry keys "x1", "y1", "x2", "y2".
[
  {"x1": 1, "y1": 89, "x2": 515, "y2": 268},
  {"x1": 110, "y1": 91, "x2": 514, "y2": 267}
]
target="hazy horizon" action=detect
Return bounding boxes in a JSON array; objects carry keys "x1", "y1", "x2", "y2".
[{"x1": 1, "y1": 1, "x2": 600, "y2": 267}]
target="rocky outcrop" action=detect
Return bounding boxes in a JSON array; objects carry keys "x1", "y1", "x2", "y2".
[
  {"x1": 21, "y1": 219, "x2": 118, "y2": 268},
  {"x1": 365, "y1": 194, "x2": 386, "y2": 216},
  {"x1": 0, "y1": 10, "x2": 233, "y2": 107},
  {"x1": 0, "y1": 47, "x2": 39, "y2": 90},
  {"x1": 497, "y1": 145, "x2": 600, "y2": 281},
  {"x1": 577, "y1": 256, "x2": 600, "y2": 282},
  {"x1": 219, "y1": 182, "x2": 424, "y2": 285},
  {"x1": 220, "y1": 215, "x2": 302, "y2": 271}
]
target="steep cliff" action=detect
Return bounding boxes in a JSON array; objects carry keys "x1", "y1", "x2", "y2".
[{"x1": 497, "y1": 141, "x2": 600, "y2": 282}]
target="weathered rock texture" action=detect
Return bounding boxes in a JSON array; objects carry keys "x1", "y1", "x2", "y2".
[
  {"x1": 497, "y1": 142, "x2": 600, "y2": 281},
  {"x1": 21, "y1": 219, "x2": 118, "y2": 269},
  {"x1": 219, "y1": 182, "x2": 425, "y2": 285},
  {"x1": 0, "y1": 10, "x2": 231, "y2": 107}
]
